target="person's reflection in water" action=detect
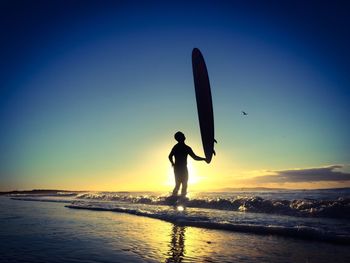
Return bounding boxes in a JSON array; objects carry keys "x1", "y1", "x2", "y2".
[{"x1": 165, "y1": 225, "x2": 186, "y2": 263}]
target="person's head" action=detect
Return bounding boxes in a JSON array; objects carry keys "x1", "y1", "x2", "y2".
[{"x1": 174, "y1": 131, "x2": 186, "y2": 142}]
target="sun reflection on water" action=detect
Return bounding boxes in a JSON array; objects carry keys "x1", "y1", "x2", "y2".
[{"x1": 176, "y1": 205, "x2": 185, "y2": 212}]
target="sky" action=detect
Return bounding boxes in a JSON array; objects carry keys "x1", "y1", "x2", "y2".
[{"x1": 1, "y1": 0, "x2": 350, "y2": 191}]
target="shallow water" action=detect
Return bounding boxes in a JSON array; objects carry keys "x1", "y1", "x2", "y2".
[
  {"x1": 1, "y1": 197, "x2": 350, "y2": 263},
  {"x1": 10, "y1": 189, "x2": 350, "y2": 243}
]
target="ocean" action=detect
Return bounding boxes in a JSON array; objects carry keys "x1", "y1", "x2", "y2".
[{"x1": 1, "y1": 189, "x2": 350, "y2": 262}]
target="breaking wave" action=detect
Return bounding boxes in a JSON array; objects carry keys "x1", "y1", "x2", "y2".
[{"x1": 74, "y1": 192, "x2": 350, "y2": 219}]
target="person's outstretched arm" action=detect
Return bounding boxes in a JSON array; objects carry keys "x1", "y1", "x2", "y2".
[{"x1": 188, "y1": 148, "x2": 206, "y2": 161}]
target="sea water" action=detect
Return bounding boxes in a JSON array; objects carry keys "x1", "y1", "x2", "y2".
[{"x1": 1, "y1": 189, "x2": 350, "y2": 262}]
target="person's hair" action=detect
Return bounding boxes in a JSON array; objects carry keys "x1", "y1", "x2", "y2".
[{"x1": 174, "y1": 131, "x2": 185, "y2": 142}]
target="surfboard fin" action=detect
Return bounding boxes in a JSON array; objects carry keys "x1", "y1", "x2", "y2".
[{"x1": 213, "y1": 139, "x2": 217, "y2": 156}]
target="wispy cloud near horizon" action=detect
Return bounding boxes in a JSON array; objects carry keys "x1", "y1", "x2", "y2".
[{"x1": 252, "y1": 165, "x2": 350, "y2": 184}]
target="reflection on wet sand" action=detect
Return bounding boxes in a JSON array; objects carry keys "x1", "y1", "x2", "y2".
[
  {"x1": 3, "y1": 198, "x2": 349, "y2": 263},
  {"x1": 166, "y1": 225, "x2": 186, "y2": 263}
]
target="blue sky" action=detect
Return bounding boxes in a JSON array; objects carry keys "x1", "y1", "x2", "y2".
[{"x1": 1, "y1": 0, "x2": 349, "y2": 191}]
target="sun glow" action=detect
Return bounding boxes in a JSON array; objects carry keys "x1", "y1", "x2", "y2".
[{"x1": 165, "y1": 162, "x2": 201, "y2": 186}]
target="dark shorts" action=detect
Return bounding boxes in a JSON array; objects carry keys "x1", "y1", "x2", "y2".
[{"x1": 174, "y1": 166, "x2": 188, "y2": 180}]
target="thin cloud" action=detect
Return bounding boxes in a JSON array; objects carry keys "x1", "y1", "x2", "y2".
[{"x1": 253, "y1": 165, "x2": 350, "y2": 183}]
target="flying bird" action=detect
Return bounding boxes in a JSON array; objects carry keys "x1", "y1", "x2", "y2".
[{"x1": 241, "y1": 111, "x2": 248, "y2": 116}]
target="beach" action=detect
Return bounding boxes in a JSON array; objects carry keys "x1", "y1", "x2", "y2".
[
  {"x1": 1, "y1": 193, "x2": 350, "y2": 263},
  {"x1": 2, "y1": 1, "x2": 350, "y2": 262}
]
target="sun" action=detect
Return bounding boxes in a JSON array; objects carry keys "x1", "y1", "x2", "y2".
[{"x1": 165, "y1": 161, "x2": 201, "y2": 186}]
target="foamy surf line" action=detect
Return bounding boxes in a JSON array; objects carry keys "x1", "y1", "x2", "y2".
[
  {"x1": 9, "y1": 191, "x2": 350, "y2": 219},
  {"x1": 75, "y1": 192, "x2": 350, "y2": 219},
  {"x1": 66, "y1": 202, "x2": 350, "y2": 245}
]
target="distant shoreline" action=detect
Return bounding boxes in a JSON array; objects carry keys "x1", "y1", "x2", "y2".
[
  {"x1": 1, "y1": 187, "x2": 350, "y2": 195},
  {"x1": 0, "y1": 189, "x2": 82, "y2": 196}
]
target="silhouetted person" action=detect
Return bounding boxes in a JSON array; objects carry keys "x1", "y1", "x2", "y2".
[{"x1": 168, "y1": 131, "x2": 206, "y2": 197}]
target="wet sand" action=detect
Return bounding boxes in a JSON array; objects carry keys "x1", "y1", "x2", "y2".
[{"x1": 1, "y1": 197, "x2": 349, "y2": 262}]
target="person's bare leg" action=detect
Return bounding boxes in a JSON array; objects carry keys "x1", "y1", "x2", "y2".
[
  {"x1": 172, "y1": 175, "x2": 181, "y2": 196},
  {"x1": 180, "y1": 170, "x2": 188, "y2": 197}
]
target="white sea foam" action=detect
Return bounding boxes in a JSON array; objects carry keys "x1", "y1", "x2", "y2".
[{"x1": 72, "y1": 191, "x2": 350, "y2": 219}]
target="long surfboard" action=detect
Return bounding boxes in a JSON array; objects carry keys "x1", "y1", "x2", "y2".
[{"x1": 192, "y1": 48, "x2": 216, "y2": 163}]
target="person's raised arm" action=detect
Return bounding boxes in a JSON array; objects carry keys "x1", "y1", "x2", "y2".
[{"x1": 188, "y1": 147, "x2": 206, "y2": 162}]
